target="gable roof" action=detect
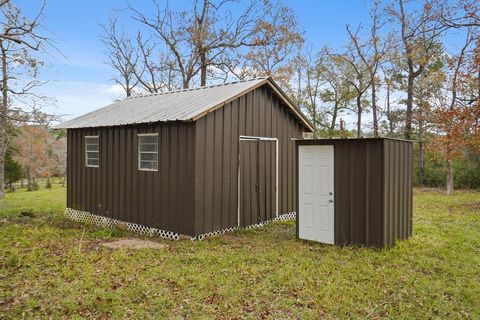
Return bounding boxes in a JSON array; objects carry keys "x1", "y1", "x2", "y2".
[{"x1": 54, "y1": 77, "x2": 314, "y2": 131}]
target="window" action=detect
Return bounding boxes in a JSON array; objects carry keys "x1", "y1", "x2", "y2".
[
  {"x1": 138, "y1": 133, "x2": 158, "y2": 171},
  {"x1": 85, "y1": 136, "x2": 99, "y2": 167}
]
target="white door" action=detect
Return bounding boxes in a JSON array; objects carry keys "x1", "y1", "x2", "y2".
[{"x1": 298, "y1": 145, "x2": 334, "y2": 244}]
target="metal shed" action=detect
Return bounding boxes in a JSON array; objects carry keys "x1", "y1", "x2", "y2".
[
  {"x1": 295, "y1": 138, "x2": 413, "y2": 247},
  {"x1": 55, "y1": 77, "x2": 314, "y2": 239}
]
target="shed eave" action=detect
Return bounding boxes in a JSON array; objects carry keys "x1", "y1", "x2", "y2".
[{"x1": 53, "y1": 118, "x2": 195, "y2": 130}]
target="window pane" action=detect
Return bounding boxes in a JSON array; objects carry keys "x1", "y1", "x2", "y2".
[
  {"x1": 138, "y1": 135, "x2": 158, "y2": 171},
  {"x1": 87, "y1": 151, "x2": 99, "y2": 159},
  {"x1": 140, "y1": 152, "x2": 157, "y2": 162},
  {"x1": 87, "y1": 158, "x2": 99, "y2": 167},
  {"x1": 140, "y1": 143, "x2": 157, "y2": 152},
  {"x1": 85, "y1": 136, "x2": 99, "y2": 168},
  {"x1": 86, "y1": 143, "x2": 99, "y2": 151},
  {"x1": 140, "y1": 160, "x2": 157, "y2": 170},
  {"x1": 86, "y1": 137, "x2": 99, "y2": 144},
  {"x1": 139, "y1": 135, "x2": 157, "y2": 144}
]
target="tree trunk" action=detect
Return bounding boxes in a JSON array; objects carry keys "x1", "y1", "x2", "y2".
[
  {"x1": 386, "y1": 80, "x2": 393, "y2": 134},
  {"x1": 371, "y1": 78, "x2": 378, "y2": 137},
  {"x1": 356, "y1": 96, "x2": 362, "y2": 138},
  {"x1": 417, "y1": 117, "x2": 425, "y2": 186},
  {"x1": 329, "y1": 103, "x2": 338, "y2": 138},
  {"x1": 20, "y1": 178, "x2": 24, "y2": 188},
  {"x1": 0, "y1": 111, "x2": 4, "y2": 199},
  {"x1": 200, "y1": 49, "x2": 207, "y2": 87},
  {"x1": 476, "y1": 68, "x2": 480, "y2": 106},
  {"x1": 27, "y1": 169, "x2": 32, "y2": 192},
  {"x1": 125, "y1": 82, "x2": 132, "y2": 97},
  {"x1": 418, "y1": 140, "x2": 424, "y2": 186},
  {"x1": 339, "y1": 119, "x2": 346, "y2": 138},
  {"x1": 0, "y1": 41, "x2": 7, "y2": 199},
  {"x1": 405, "y1": 67, "x2": 414, "y2": 140},
  {"x1": 446, "y1": 158, "x2": 454, "y2": 195}
]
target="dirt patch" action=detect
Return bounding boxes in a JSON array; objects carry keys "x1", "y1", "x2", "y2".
[
  {"x1": 466, "y1": 201, "x2": 480, "y2": 213},
  {"x1": 102, "y1": 238, "x2": 168, "y2": 250}
]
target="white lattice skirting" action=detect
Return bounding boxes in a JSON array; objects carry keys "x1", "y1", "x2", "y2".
[
  {"x1": 64, "y1": 208, "x2": 296, "y2": 241},
  {"x1": 192, "y1": 212, "x2": 297, "y2": 240},
  {"x1": 64, "y1": 208, "x2": 181, "y2": 240}
]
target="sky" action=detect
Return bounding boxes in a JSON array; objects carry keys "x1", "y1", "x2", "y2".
[{"x1": 18, "y1": 0, "x2": 375, "y2": 121}]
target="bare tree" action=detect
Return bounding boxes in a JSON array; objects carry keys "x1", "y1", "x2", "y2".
[
  {"x1": 121, "y1": 0, "x2": 304, "y2": 90},
  {"x1": 129, "y1": 0, "x2": 265, "y2": 88},
  {"x1": 129, "y1": 2, "x2": 199, "y2": 89},
  {"x1": 367, "y1": 1, "x2": 390, "y2": 136},
  {"x1": 0, "y1": 0, "x2": 49, "y2": 198},
  {"x1": 101, "y1": 18, "x2": 140, "y2": 97},
  {"x1": 382, "y1": 67, "x2": 397, "y2": 134},
  {"x1": 317, "y1": 51, "x2": 355, "y2": 137},
  {"x1": 298, "y1": 51, "x2": 324, "y2": 137},
  {"x1": 331, "y1": 26, "x2": 374, "y2": 138},
  {"x1": 389, "y1": 0, "x2": 446, "y2": 139},
  {"x1": 226, "y1": 1, "x2": 304, "y2": 85}
]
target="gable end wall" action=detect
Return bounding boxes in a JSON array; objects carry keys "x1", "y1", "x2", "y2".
[{"x1": 193, "y1": 85, "x2": 305, "y2": 236}]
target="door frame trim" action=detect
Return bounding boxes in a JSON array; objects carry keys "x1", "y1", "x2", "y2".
[{"x1": 238, "y1": 135, "x2": 279, "y2": 227}]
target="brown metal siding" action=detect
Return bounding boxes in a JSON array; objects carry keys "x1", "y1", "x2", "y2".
[
  {"x1": 331, "y1": 139, "x2": 384, "y2": 246},
  {"x1": 239, "y1": 140, "x2": 277, "y2": 227},
  {"x1": 194, "y1": 85, "x2": 304, "y2": 235},
  {"x1": 67, "y1": 122, "x2": 196, "y2": 235},
  {"x1": 295, "y1": 138, "x2": 413, "y2": 247},
  {"x1": 383, "y1": 139, "x2": 413, "y2": 246}
]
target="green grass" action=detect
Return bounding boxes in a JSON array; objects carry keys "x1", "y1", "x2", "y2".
[
  {"x1": 0, "y1": 187, "x2": 479, "y2": 319},
  {"x1": 0, "y1": 178, "x2": 65, "y2": 218}
]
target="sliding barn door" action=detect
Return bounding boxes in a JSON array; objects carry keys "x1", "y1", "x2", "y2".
[{"x1": 239, "y1": 138, "x2": 277, "y2": 227}]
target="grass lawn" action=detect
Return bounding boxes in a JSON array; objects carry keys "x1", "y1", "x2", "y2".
[{"x1": 1, "y1": 186, "x2": 479, "y2": 319}]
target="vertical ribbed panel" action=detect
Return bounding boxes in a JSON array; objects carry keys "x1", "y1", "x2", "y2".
[
  {"x1": 295, "y1": 138, "x2": 413, "y2": 247},
  {"x1": 194, "y1": 85, "x2": 304, "y2": 235},
  {"x1": 66, "y1": 122, "x2": 196, "y2": 236},
  {"x1": 383, "y1": 139, "x2": 413, "y2": 246}
]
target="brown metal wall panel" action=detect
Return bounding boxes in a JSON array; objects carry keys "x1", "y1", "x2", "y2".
[
  {"x1": 221, "y1": 106, "x2": 231, "y2": 228},
  {"x1": 229, "y1": 99, "x2": 240, "y2": 227},
  {"x1": 382, "y1": 139, "x2": 413, "y2": 245},
  {"x1": 66, "y1": 122, "x2": 196, "y2": 236},
  {"x1": 367, "y1": 141, "x2": 384, "y2": 246},
  {"x1": 194, "y1": 85, "x2": 305, "y2": 235},
  {"x1": 213, "y1": 108, "x2": 224, "y2": 230},
  {"x1": 295, "y1": 138, "x2": 412, "y2": 247},
  {"x1": 238, "y1": 140, "x2": 276, "y2": 226},
  {"x1": 204, "y1": 113, "x2": 215, "y2": 232}
]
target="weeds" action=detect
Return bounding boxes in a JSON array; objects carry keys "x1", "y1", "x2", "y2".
[{"x1": 0, "y1": 188, "x2": 479, "y2": 319}]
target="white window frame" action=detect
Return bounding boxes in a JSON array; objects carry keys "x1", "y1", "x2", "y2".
[
  {"x1": 85, "y1": 135, "x2": 100, "y2": 168},
  {"x1": 138, "y1": 133, "x2": 159, "y2": 172}
]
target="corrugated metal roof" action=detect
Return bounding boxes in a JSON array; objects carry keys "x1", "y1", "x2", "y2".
[{"x1": 54, "y1": 77, "x2": 313, "y2": 131}]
